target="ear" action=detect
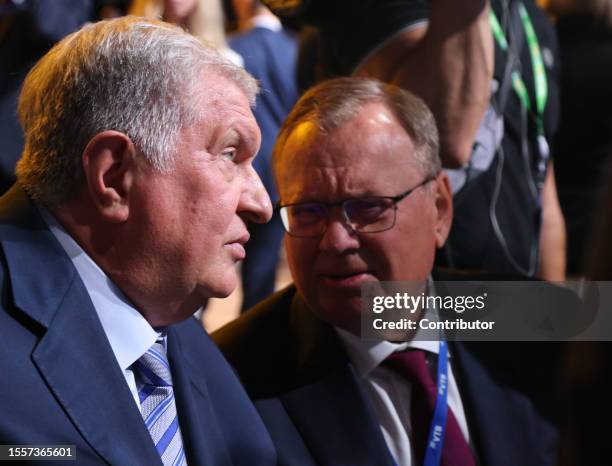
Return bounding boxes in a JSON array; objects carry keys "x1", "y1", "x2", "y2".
[
  {"x1": 82, "y1": 131, "x2": 136, "y2": 223},
  {"x1": 432, "y1": 171, "x2": 453, "y2": 248}
]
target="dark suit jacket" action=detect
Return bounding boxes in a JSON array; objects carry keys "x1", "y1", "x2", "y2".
[
  {"x1": 0, "y1": 185, "x2": 277, "y2": 466},
  {"x1": 213, "y1": 283, "x2": 564, "y2": 466}
]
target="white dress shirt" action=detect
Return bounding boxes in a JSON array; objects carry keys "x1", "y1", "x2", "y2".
[
  {"x1": 335, "y1": 326, "x2": 471, "y2": 466},
  {"x1": 38, "y1": 206, "x2": 160, "y2": 408}
]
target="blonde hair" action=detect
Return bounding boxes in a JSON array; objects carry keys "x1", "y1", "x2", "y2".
[{"x1": 130, "y1": 0, "x2": 229, "y2": 47}]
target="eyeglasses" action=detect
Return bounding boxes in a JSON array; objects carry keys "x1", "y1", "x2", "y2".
[{"x1": 278, "y1": 176, "x2": 436, "y2": 238}]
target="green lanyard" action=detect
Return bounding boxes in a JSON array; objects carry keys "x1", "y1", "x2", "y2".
[{"x1": 489, "y1": 2, "x2": 549, "y2": 158}]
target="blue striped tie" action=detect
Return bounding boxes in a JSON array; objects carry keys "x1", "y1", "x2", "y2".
[{"x1": 134, "y1": 337, "x2": 187, "y2": 466}]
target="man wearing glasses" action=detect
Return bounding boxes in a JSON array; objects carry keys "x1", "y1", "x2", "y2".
[{"x1": 214, "y1": 77, "x2": 562, "y2": 466}]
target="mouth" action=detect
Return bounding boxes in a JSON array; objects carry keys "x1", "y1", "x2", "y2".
[
  {"x1": 319, "y1": 271, "x2": 376, "y2": 288},
  {"x1": 225, "y1": 233, "x2": 250, "y2": 261},
  {"x1": 225, "y1": 242, "x2": 246, "y2": 260}
]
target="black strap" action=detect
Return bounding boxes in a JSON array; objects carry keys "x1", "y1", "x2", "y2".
[{"x1": 497, "y1": 0, "x2": 525, "y2": 113}]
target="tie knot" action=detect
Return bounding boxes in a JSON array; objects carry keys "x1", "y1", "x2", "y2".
[
  {"x1": 135, "y1": 339, "x2": 173, "y2": 387},
  {"x1": 383, "y1": 349, "x2": 436, "y2": 392}
]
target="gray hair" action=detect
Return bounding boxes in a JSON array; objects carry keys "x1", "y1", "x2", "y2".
[
  {"x1": 17, "y1": 16, "x2": 258, "y2": 206},
  {"x1": 272, "y1": 77, "x2": 440, "y2": 180}
]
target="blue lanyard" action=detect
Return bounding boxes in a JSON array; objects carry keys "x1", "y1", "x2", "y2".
[
  {"x1": 423, "y1": 340, "x2": 449, "y2": 466},
  {"x1": 391, "y1": 341, "x2": 449, "y2": 466}
]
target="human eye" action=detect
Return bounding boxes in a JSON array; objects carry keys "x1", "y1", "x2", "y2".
[
  {"x1": 290, "y1": 203, "x2": 326, "y2": 225},
  {"x1": 346, "y1": 198, "x2": 392, "y2": 224},
  {"x1": 222, "y1": 148, "x2": 238, "y2": 162}
]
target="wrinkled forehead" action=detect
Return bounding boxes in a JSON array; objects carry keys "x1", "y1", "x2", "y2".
[
  {"x1": 275, "y1": 108, "x2": 421, "y2": 198},
  {"x1": 192, "y1": 72, "x2": 253, "y2": 118}
]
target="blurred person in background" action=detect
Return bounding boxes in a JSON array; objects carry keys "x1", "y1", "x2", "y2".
[
  {"x1": 559, "y1": 161, "x2": 612, "y2": 466},
  {"x1": 0, "y1": 0, "x2": 93, "y2": 194},
  {"x1": 543, "y1": 0, "x2": 612, "y2": 276},
  {"x1": 259, "y1": 0, "x2": 567, "y2": 282},
  {"x1": 130, "y1": 0, "x2": 243, "y2": 65}
]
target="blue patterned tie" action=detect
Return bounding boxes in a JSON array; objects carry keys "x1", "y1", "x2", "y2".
[{"x1": 134, "y1": 337, "x2": 187, "y2": 466}]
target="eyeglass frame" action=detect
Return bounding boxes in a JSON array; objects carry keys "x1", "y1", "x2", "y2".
[{"x1": 276, "y1": 175, "x2": 438, "y2": 238}]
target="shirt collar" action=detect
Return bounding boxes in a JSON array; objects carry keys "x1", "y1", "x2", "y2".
[
  {"x1": 336, "y1": 328, "x2": 439, "y2": 377},
  {"x1": 37, "y1": 204, "x2": 159, "y2": 370},
  {"x1": 335, "y1": 277, "x2": 443, "y2": 377}
]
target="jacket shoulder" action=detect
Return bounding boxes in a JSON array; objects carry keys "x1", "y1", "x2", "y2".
[{"x1": 212, "y1": 286, "x2": 301, "y2": 397}]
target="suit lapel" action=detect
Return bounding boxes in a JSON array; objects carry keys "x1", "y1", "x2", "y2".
[
  {"x1": 0, "y1": 186, "x2": 161, "y2": 466},
  {"x1": 281, "y1": 365, "x2": 395, "y2": 466},
  {"x1": 31, "y1": 284, "x2": 162, "y2": 466},
  {"x1": 280, "y1": 295, "x2": 395, "y2": 466},
  {"x1": 167, "y1": 327, "x2": 233, "y2": 466}
]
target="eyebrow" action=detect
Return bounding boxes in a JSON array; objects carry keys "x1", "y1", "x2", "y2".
[
  {"x1": 288, "y1": 187, "x2": 383, "y2": 201},
  {"x1": 225, "y1": 124, "x2": 259, "y2": 147},
  {"x1": 222, "y1": 129, "x2": 240, "y2": 145},
  {"x1": 208, "y1": 127, "x2": 239, "y2": 153}
]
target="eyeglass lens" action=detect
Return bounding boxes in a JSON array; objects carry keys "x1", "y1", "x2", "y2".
[{"x1": 281, "y1": 197, "x2": 396, "y2": 237}]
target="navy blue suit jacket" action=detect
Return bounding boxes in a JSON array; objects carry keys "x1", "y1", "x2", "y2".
[
  {"x1": 0, "y1": 185, "x2": 277, "y2": 465},
  {"x1": 214, "y1": 284, "x2": 564, "y2": 466}
]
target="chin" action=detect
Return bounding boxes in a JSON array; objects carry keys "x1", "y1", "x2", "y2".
[{"x1": 199, "y1": 273, "x2": 238, "y2": 299}]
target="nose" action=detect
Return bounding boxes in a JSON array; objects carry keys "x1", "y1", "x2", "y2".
[
  {"x1": 319, "y1": 215, "x2": 360, "y2": 254},
  {"x1": 239, "y1": 165, "x2": 273, "y2": 224}
]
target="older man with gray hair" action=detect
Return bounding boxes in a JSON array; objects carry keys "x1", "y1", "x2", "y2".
[
  {"x1": 0, "y1": 16, "x2": 276, "y2": 466},
  {"x1": 215, "y1": 77, "x2": 564, "y2": 466}
]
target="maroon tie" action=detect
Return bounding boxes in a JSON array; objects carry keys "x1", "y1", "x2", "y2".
[{"x1": 384, "y1": 350, "x2": 476, "y2": 466}]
